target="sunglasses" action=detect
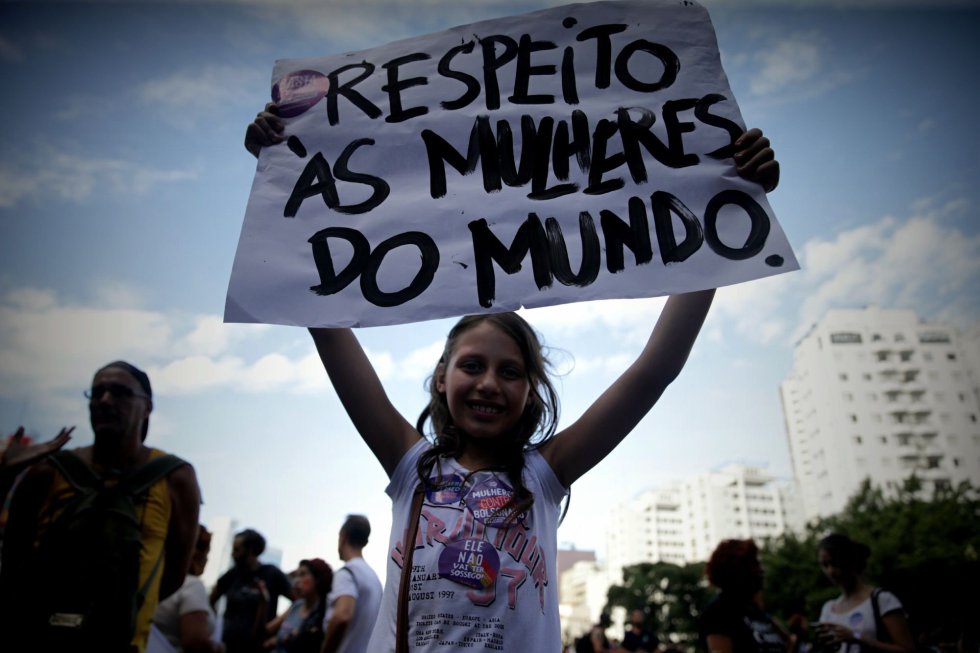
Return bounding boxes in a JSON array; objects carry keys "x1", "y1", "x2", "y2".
[{"x1": 85, "y1": 383, "x2": 150, "y2": 401}]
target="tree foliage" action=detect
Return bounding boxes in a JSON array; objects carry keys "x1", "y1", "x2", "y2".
[
  {"x1": 605, "y1": 478, "x2": 979, "y2": 648},
  {"x1": 606, "y1": 561, "x2": 709, "y2": 644},
  {"x1": 761, "y1": 477, "x2": 980, "y2": 644}
]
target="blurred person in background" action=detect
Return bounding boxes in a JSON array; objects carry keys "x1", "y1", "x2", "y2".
[
  {"x1": 700, "y1": 539, "x2": 788, "y2": 653},
  {"x1": 150, "y1": 524, "x2": 224, "y2": 653}
]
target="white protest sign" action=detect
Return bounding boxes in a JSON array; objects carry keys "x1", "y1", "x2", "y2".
[{"x1": 225, "y1": 0, "x2": 798, "y2": 328}]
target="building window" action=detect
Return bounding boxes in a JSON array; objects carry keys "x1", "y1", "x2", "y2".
[
  {"x1": 918, "y1": 331, "x2": 951, "y2": 344},
  {"x1": 947, "y1": 352, "x2": 957, "y2": 360},
  {"x1": 831, "y1": 332, "x2": 863, "y2": 344},
  {"x1": 850, "y1": 414, "x2": 858, "y2": 423},
  {"x1": 854, "y1": 435, "x2": 863, "y2": 444},
  {"x1": 840, "y1": 373, "x2": 849, "y2": 381}
]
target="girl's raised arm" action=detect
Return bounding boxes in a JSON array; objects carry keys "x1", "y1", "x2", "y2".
[
  {"x1": 540, "y1": 127, "x2": 777, "y2": 487},
  {"x1": 540, "y1": 289, "x2": 714, "y2": 487},
  {"x1": 308, "y1": 328, "x2": 421, "y2": 477},
  {"x1": 243, "y1": 110, "x2": 421, "y2": 476}
]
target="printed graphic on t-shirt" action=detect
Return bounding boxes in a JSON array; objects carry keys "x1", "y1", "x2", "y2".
[
  {"x1": 743, "y1": 615, "x2": 786, "y2": 653},
  {"x1": 390, "y1": 468, "x2": 549, "y2": 650}
]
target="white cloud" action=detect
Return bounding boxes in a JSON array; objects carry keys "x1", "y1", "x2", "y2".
[
  {"x1": 0, "y1": 154, "x2": 198, "y2": 208},
  {"x1": 140, "y1": 64, "x2": 267, "y2": 112},
  {"x1": 787, "y1": 210, "x2": 980, "y2": 341},
  {"x1": 694, "y1": 201, "x2": 980, "y2": 347},
  {"x1": 179, "y1": 315, "x2": 271, "y2": 357},
  {"x1": 396, "y1": 340, "x2": 445, "y2": 384},
  {"x1": 750, "y1": 37, "x2": 821, "y2": 96},
  {"x1": 0, "y1": 294, "x2": 175, "y2": 397},
  {"x1": 0, "y1": 286, "x2": 272, "y2": 400}
]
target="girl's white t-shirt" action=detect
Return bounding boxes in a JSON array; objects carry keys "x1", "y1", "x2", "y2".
[
  {"x1": 367, "y1": 439, "x2": 568, "y2": 652},
  {"x1": 819, "y1": 590, "x2": 903, "y2": 653}
]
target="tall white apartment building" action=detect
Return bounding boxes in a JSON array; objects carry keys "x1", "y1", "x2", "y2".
[
  {"x1": 781, "y1": 306, "x2": 980, "y2": 522},
  {"x1": 606, "y1": 465, "x2": 802, "y2": 582}
]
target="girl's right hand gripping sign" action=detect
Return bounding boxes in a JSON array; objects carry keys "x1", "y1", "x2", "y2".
[{"x1": 225, "y1": 0, "x2": 799, "y2": 328}]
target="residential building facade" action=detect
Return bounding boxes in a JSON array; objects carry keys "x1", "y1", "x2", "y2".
[{"x1": 781, "y1": 306, "x2": 980, "y2": 521}]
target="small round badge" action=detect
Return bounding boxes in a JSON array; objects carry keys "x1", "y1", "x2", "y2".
[
  {"x1": 437, "y1": 537, "x2": 500, "y2": 589},
  {"x1": 465, "y1": 476, "x2": 518, "y2": 527},
  {"x1": 426, "y1": 473, "x2": 465, "y2": 505},
  {"x1": 272, "y1": 69, "x2": 330, "y2": 118}
]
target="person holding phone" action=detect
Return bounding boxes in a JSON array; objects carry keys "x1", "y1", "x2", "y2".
[{"x1": 814, "y1": 534, "x2": 914, "y2": 653}]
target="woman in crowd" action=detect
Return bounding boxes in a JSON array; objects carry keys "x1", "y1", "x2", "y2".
[
  {"x1": 265, "y1": 558, "x2": 332, "y2": 653},
  {"x1": 814, "y1": 534, "x2": 914, "y2": 653},
  {"x1": 149, "y1": 524, "x2": 224, "y2": 653},
  {"x1": 700, "y1": 539, "x2": 788, "y2": 653}
]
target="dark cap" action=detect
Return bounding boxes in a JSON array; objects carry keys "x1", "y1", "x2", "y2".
[{"x1": 98, "y1": 361, "x2": 152, "y2": 399}]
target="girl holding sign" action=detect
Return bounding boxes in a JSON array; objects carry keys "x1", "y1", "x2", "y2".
[{"x1": 246, "y1": 108, "x2": 778, "y2": 652}]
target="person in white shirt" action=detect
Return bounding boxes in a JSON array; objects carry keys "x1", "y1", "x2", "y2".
[
  {"x1": 320, "y1": 515, "x2": 382, "y2": 653},
  {"x1": 814, "y1": 534, "x2": 914, "y2": 653}
]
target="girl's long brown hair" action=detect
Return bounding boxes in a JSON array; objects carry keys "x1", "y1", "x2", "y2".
[{"x1": 415, "y1": 312, "x2": 561, "y2": 524}]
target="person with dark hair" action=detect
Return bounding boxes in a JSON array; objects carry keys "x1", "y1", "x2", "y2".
[
  {"x1": 246, "y1": 103, "x2": 780, "y2": 652},
  {"x1": 814, "y1": 534, "x2": 914, "y2": 653},
  {"x1": 210, "y1": 528, "x2": 292, "y2": 653},
  {"x1": 0, "y1": 361, "x2": 201, "y2": 653},
  {"x1": 150, "y1": 524, "x2": 224, "y2": 653},
  {"x1": 700, "y1": 539, "x2": 788, "y2": 653},
  {"x1": 321, "y1": 515, "x2": 382, "y2": 653},
  {"x1": 266, "y1": 558, "x2": 332, "y2": 653},
  {"x1": 622, "y1": 608, "x2": 658, "y2": 652}
]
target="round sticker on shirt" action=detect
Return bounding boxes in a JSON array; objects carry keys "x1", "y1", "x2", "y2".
[
  {"x1": 465, "y1": 476, "x2": 520, "y2": 527},
  {"x1": 438, "y1": 537, "x2": 500, "y2": 589},
  {"x1": 426, "y1": 473, "x2": 466, "y2": 505}
]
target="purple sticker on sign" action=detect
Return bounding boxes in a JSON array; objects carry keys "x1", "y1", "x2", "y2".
[
  {"x1": 271, "y1": 69, "x2": 330, "y2": 118},
  {"x1": 465, "y1": 476, "x2": 517, "y2": 527},
  {"x1": 426, "y1": 473, "x2": 465, "y2": 505},
  {"x1": 438, "y1": 537, "x2": 499, "y2": 589}
]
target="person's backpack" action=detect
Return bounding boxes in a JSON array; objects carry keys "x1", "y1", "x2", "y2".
[{"x1": 33, "y1": 450, "x2": 187, "y2": 651}]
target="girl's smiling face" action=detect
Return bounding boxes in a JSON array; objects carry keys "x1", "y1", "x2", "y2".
[{"x1": 437, "y1": 321, "x2": 531, "y2": 442}]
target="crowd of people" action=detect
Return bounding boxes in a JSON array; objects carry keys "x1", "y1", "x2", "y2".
[
  {"x1": 0, "y1": 98, "x2": 784, "y2": 653},
  {"x1": 0, "y1": 326, "x2": 966, "y2": 653},
  {"x1": 0, "y1": 362, "x2": 384, "y2": 653},
  {"x1": 570, "y1": 532, "x2": 943, "y2": 653}
]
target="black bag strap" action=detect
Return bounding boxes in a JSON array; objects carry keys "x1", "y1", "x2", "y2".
[
  {"x1": 48, "y1": 451, "x2": 186, "y2": 497},
  {"x1": 48, "y1": 450, "x2": 101, "y2": 491},
  {"x1": 396, "y1": 485, "x2": 425, "y2": 653},
  {"x1": 870, "y1": 587, "x2": 888, "y2": 644},
  {"x1": 123, "y1": 454, "x2": 187, "y2": 496}
]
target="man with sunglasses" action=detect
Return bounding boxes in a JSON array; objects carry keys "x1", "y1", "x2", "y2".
[{"x1": 0, "y1": 360, "x2": 201, "y2": 653}]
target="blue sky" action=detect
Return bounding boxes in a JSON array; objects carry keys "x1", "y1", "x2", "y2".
[{"x1": 1, "y1": 0, "x2": 978, "y2": 579}]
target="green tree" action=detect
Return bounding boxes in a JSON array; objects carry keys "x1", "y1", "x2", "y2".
[
  {"x1": 606, "y1": 561, "x2": 710, "y2": 645},
  {"x1": 761, "y1": 477, "x2": 980, "y2": 646}
]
